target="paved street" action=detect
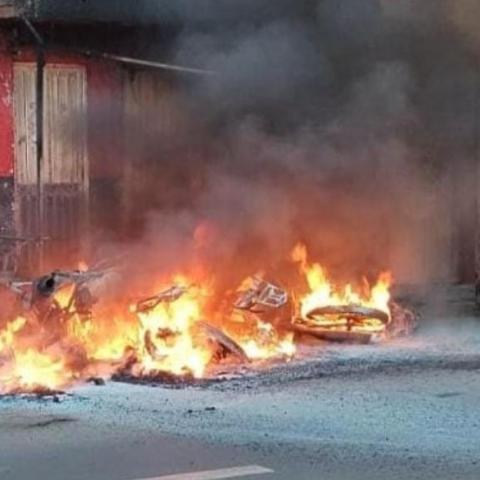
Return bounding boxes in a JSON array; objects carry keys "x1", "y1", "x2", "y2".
[{"x1": 1, "y1": 327, "x2": 480, "y2": 480}]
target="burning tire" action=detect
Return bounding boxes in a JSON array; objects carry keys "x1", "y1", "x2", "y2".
[
  {"x1": 293, "y1": 304, "x2": 389, "y2": 343},
  {"x1": 305, "y1": 305, "x2": 389, "y2": 325},
  {"x1": 293, "y1": 321, "x2": 376, "y2": 344},
  {"x1": 293, "y1": 302, "x2": 417, "y2": 343}
]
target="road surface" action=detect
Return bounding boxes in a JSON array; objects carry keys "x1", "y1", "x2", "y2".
[{"x1": 1, "y1": 287, "x2": 480, "y2": 480}]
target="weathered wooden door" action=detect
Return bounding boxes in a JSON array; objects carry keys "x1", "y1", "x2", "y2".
[{"x1": 13, "y1": 63, "x2": 88, "y2": 272}]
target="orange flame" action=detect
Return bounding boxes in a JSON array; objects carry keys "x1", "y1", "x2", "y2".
[
  {"x1": 240, "y1": 321, "x2": 296, "y2": 360},
  {"x1": 131, "y1": 278, "x2": 213, "y2": 378},
  {"x1": 292, "y1": 243, "x2": 392, "y2": 333},
  {"x1": 0, "y1": 349, "x2": 69, "y2": 394},
  {"x1": 223, "y1": 277, "x2": 296, "y2": 361},
  {"x1": 0, "y1": 316, "x2": 73, "y2": 393},
  {"x1": 0, "y1": 242, "x2": 395, "y2": 394}
]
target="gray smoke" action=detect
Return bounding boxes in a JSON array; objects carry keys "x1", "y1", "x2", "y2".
[{"x1": 92, "y1": 0, "x2": 480, "y2": 290}]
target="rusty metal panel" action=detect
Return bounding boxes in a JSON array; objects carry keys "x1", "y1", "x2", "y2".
[
  {"x1": 13, "y1": 63, "x2": 37, "y2": 185},
  {"x1": 43, "y1": 64, "x2": 88, "y2": 187}
]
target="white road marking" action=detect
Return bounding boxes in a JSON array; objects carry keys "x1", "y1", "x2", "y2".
[{"x1": 133, "y1": 465, "x2": 274, "y2": 480}]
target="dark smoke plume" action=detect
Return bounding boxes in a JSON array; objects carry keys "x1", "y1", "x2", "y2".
[{"x1": 90, "y1": 0, "x2": 480, "y2": 291}]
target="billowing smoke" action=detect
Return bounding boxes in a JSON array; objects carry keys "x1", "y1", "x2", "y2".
[{"x1": 90, "y1": 0, "x2": 479, "y2": 291}]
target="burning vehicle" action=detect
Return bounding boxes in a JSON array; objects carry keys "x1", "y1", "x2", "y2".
[
  {"x1": 0, "y1": 242, "x2": 417, "y2": 396},
  {"x1": 291, "y1": 243, "x2": 417, "y2": 343}
]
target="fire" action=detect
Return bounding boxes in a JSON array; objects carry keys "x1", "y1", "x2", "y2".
[
  {"x1": 238, "y1": 320, "x2": 295, "y2": 360},
  {"x1": 0, "y1": 316, "x2": 27, "y2": 351},
  {"x1": 242, "y1": 335, "x2": 296, "y2": 360},
  {"x1": 0, "y1": 316, "x2": 73, "y2": 394},
  {"x1": 77, "y1": 260, "x2": 89, "y2": 272},
  {"x1": 68, "y1": 311, "x2": 137, "y2": 363},
  {"x1": 292, "y1": 243, "x2": 392, "y2": 334},
  {"x1": 131, "y1": 279, "x2": 213, "y2": 378},
  {"x1": 0, "y1": 241, "x2": 404, "y2": 395},
  {"x1": 53, "y1": 283, "x2": 77, "y2": 310},
  {"x1": 0, "y1": 349, "x2": 69, "y2": 394},
  {"x1": 216, "y1": 275, "x2": 296, "y2": 361}
]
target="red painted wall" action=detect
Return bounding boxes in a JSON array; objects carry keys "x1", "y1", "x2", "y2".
[{"x1": 0, "y1": 33, "x2": 13, "y2": 177}]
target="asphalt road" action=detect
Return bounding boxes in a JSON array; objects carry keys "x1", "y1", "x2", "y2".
[
  {"x1": 1, "y1": 360, "x2": 480, "y2": 480},
  {"x1": 1, "y1": 286, "x2": 480, "y2": 480}
]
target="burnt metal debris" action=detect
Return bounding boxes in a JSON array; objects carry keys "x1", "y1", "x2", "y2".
[
  {"x1": 33, "y1": 270, "x2": 105, "y2": 317},
  {"x1": 3, "y1": 271, "x2": 417, "y2": 346},
  {"x1": 293, "y1": 302, "x2": 417, "y2": 343},
  {"x1": 1, "y1": 268, "x2": 108, "y2": 325},
  {"x1": 293, "y1": 321, "x2": 379, "y2": 344},
  {"x1": 197, "y1": 321, "x2": 249, "y2": 363},
  {"x1": 1, "y1": 268, "x2": 418, "y2": 391},
  {"x1": 133, "y1": 285, "x2": 189, "y2": 314},
  {"x1": 234, "y1": 277, "x2": 288, "y2": 313},
  {"x1": 305, "y1": 305, "x2": 390, "y2": 325},
  {"x1": 132, "y1": 285, "x2": 249, "y2": 365},
  {"x1": 387, "y1": 301, "x2": 418, "y2": 337}
]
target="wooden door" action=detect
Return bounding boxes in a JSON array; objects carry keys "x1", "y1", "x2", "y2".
[{"x1": 13, "y1": 63, "x2": 88, "y2": 273}]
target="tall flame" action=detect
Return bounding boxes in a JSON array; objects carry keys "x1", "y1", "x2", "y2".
[
  {"x1": 132, "y1": 279, "x2": 213, "y2": 379},
  {"x1": 292, "y1": 243, "x2": 392, "y2": 324},
  {"x1": 0, "y1": 243, "x2": 395, "y2": 395}
]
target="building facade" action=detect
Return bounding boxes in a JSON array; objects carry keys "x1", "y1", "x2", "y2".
[{"x1": 0, "y1": 1, "x2": 185, "y2": 273}]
